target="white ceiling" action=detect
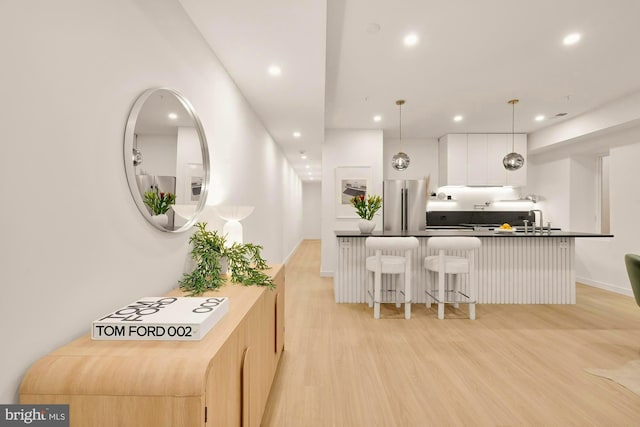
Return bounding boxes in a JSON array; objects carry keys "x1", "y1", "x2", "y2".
[{"x1": 179, "y1": 0, "x2": 640, "y2": 182}]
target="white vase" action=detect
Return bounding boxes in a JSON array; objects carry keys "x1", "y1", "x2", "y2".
[
  {"x1": 358, "y1": 219, "x2": 375, "y2": 234},
  {"x1": 150, "y1": 213, "x2": 168, "y2": 228}
]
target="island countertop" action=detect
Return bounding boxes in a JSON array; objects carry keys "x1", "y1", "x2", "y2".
[{"x1": 334, "y1": 229, "x2": 613, "y2": 238}]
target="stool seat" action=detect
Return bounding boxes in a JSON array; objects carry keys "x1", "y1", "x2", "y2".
[
  {"x1": 424, "y1": 237, "x2": 481, "y2": 320},
  {"x1": 365, "y1": 236, "x2": 419, "y2": 320},
  {"x1": 366, "y1": 255, "x2": 407, "y2": 274},
  {"x1": 424, "y1": 255, "x2": 469, "y2": 274}
]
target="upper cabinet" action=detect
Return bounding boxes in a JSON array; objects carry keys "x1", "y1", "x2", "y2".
[
  {"x1": 438, "y1": 133, "x2": 527, "y2": 187},
  {"x1": 438, "y1": 134, "x2": 467, "y2": 186}
]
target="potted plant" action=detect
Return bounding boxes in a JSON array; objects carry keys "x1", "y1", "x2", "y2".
[
  {"x1": 143, "y1": 190, "x2": 176, "y2": 227},
  {"x1": 350, "y1": 194, "x2": 382, "y2": 233},
  {"x1": 179, "y1": 222, "x2": 274, "y2": 296}
]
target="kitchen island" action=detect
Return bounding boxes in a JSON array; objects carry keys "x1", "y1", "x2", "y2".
[{"x1": 334, "y1": 229, "x2": 612, "y2": 304}]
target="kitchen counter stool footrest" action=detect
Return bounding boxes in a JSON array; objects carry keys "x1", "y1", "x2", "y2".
[{"x1": 425, "y1": 289, "x2": 475, "y2": 305}]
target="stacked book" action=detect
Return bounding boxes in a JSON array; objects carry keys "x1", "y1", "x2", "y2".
[{"x1": 92, "y1": 296, "x2": 229, "y2": 341}]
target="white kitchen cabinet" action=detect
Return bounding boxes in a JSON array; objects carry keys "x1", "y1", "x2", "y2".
[
  {"x1": 505, "y1": 134, "x2": 527, "y2": 186},
  {"x1": 439, "y1": 133, "x2": 527, "y2": 187},
  {"x1": 487, "y1": 134, "x2": 509, "y2": 185},
  {"x1": 438, "y1": 134, "x2": 467, "y2": 186},
  {"x1": 467, "y1": 134, "x2": 488, "y2": 185}
]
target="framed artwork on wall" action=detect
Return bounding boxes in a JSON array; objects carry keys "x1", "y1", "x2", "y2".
[{"x1": 335, "y1": 166, "x2": 372, "y2": 218}]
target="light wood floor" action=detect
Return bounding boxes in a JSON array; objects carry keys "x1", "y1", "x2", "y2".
[{"x1": 262, "y1": 240, "x2": 640, "y2": 426}]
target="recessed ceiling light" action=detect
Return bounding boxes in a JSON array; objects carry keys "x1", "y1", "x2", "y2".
[
  {"x1": 309, "y1": 177, "x2": 314, "y2": 180},
  {"x1": 268, "y1": 65, "x2": 282, "y2": 76},
  {"x1": 535, "y1": 115, "x2": 545, "y2": 121},
  {"x1": 403, "y1": 33, "x2": 418, "y2": 46},
  {"x1": 563, "y1": 33, "x2": 581, "y2": 46},
  {"x1": 305, "y1": 165, "x2": 310, "y2": 169},
  {"x1": 300, "y1": 151, "x2": 307, "y2": 159},
  {"x1": 308, "y1": 172, "x2": 312, "y2": 176},
  {"x1": 168, "y1": 113, "x2": 178, "y2": 120},
  {"x1": 373, "y1": 115, "x2": 382, "y2": 122},
  {"x1": 293, "y1": 131, "x2": 301, "y2": 138},
  {"x1": 453, "y1": 115, "x2": 463, "y2": 122}
]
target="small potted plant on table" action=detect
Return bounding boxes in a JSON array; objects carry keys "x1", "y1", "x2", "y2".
[
  {"x1": 351, "y1": 194, "x2": 382, "y2": 234},
  {"x1": 143, "y1": 190, "x2": 176, "y2": 228}
]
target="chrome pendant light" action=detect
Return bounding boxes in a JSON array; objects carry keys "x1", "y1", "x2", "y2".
[
  {"x1": 503, "y1": 99, "x2": 525, "y2": 171},
  {"x1": 391, "y1": 99, "x2": 410, "y2": 171}
]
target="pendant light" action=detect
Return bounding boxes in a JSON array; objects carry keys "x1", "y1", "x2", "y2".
[
  {"x1": 503, "y1": 99, "x2": 525, "y2": 171},
  {"x1": 391, "y1": 99, "x2": 410, "y2": 171}
]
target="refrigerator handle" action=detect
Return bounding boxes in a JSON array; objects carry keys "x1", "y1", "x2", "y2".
[{"x1": 402, "y1": 188, "x2": 408, "y2": 231}]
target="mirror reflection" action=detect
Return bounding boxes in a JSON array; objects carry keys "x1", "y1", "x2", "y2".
[{"x1": 124, "y1": 88, "x2": 209, "y2": 232}]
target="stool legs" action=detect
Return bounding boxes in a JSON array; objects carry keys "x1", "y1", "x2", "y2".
[
  {"x1": 438, "y1": 269, "x2": 445, "y2": 320},
  {"x1": 405, "y1": 253, "x2": 411, "y2": 320},
  {"x1": 469, "y1": 251, "x2": 476, "y2": 320},
  {"x1": 394, "y1": 275, "x2": 401, "y2": 308},
  {"x1": 367, "y1": 271, "x2": 373, "y2": 308},
  {"x1": 374, "y1": 270, "x2": 381, "y2": 320},
  {"x1": 425, "y1": 270, "x2": 432, "y2": 309},
  {"x1": 452, "y1": 274, "x2": 460, "y2": 309}
]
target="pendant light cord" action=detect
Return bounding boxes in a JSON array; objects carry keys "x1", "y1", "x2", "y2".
[
  {"x1": 512, "y1": 100, "x2": 515, "y2": 151},
  {"x1": 396, "y1": 99, "x2": 405, "y2": 149},
  {"x1": 399, "y1": 102, "x2": 402, "y2": 142},
  {"x1": 508, "y1": 99, "x2": 519, "y2": 152}
]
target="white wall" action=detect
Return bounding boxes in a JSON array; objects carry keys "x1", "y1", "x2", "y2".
[
  {"x1": 569, "y1": 155, "x2": 598, "y2": 233},
  {"x1": 0, "y1": 0, "x2": 302, "y2": 403},
  {"x1": 526, "y1": 157, "x2": 572, "y2": 230},
  {"x1": 175, "y1": 126, "x2": 201, "y2": 205},
  {"x1": 303, "y1": 182, "x2": 322, "y2": 239},
  {"x1": 321, "y1": 129, "x2": 384, "y2": 275},
  {"x1": 574, "y1": 141, "x2": 640, "y2": 295},
  {"x1": 137, "y1": 135, "x2": 177, "y2": 177},
  {"x1": 528, "y1": 119, "x2": 640, "y2": 295},
  {"x1": 384, "y1": 138, "x2": 439, "y2": 185}
]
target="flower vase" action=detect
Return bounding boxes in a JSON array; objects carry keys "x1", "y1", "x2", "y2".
[
  {"x1": 358, "y1": 219, "x2": 376, "y2": 234},
  {"x1": 150, "y1": 213, "x2": 168, "y2": 228}
]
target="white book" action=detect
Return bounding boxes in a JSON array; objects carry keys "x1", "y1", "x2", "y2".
[{"x1": 92, "y1": 296, "x2": 229, "y2": 341}]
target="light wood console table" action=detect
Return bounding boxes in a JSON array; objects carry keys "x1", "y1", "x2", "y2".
[{"x1": 20, "y1": 265, "x2": 285, "y2": 427}]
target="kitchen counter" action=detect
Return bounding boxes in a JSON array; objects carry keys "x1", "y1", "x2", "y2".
[
  {"x1": 335, "y1": 229, "x2": 613, "y2": 238},
  {"x1": 333, "y1": 230, "x2": 612, "y2": 305}
]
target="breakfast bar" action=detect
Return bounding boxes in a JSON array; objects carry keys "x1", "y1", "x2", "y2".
[{"x1": 335, "y1": 229, "x2": 612, "y2": 304}]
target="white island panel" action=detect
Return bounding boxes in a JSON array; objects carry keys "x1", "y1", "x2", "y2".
[{"x1": 336, "y1": 236, "x2": 575, "y2": 304}]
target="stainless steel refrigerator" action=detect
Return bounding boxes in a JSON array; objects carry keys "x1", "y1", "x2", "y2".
[{"x1": 383, "y1": 179, "x2": 428, "y2": 231}]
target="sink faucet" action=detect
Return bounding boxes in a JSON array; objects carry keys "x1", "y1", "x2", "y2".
[{"x1": 529, "y1": 209, "x2": 543, "y2": 232}]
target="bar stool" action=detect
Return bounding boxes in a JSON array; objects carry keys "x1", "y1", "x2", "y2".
[
  {"x1": 365, "y1": 237, "x2": 419, "y2": 319},
  {"x1": 424, "y1": 237, "x2": 481, "y2": 320}
]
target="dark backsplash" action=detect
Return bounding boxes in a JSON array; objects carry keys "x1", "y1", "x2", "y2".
[{"x1": 426, "y1": 211, "x2": 534, "y2": 226}]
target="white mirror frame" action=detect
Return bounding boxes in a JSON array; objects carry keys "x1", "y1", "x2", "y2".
[{"x1": 123, "y1": 87, "x2": 210, "y2": 233}]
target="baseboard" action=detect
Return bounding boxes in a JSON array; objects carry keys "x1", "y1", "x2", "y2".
[
  {"x1": 283, "y1": 239, "x2": 303, "y2": 266},
  {"x1": 320, "y1": 270, "x2": 334, "y2": 278},
  {"x1": 577, "y1": 276, "x2": 633, "y2": 297}
]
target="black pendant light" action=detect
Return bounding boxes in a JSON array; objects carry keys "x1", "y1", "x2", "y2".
[
  {"x1": 391, "y1": 99, "x2": 410, "y2": 171},
  {"x1": 503, "y1": 99, "x2": 525, "y2": 171}
]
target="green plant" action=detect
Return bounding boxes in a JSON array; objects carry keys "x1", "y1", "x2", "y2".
[
  {"x1": 350, "y1": 194, "x2": 382, "y2": 220},
  {"x1": 143, "y1": 190, "x2": 176, "y2": 215},
  {"x1": 179, "y1": 222, "x2": 274, "y2": 296}
]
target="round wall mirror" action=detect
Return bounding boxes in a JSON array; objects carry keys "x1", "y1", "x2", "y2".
[{"x1": 123, "y1": 88, "x2": 210, "y2": 232}]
